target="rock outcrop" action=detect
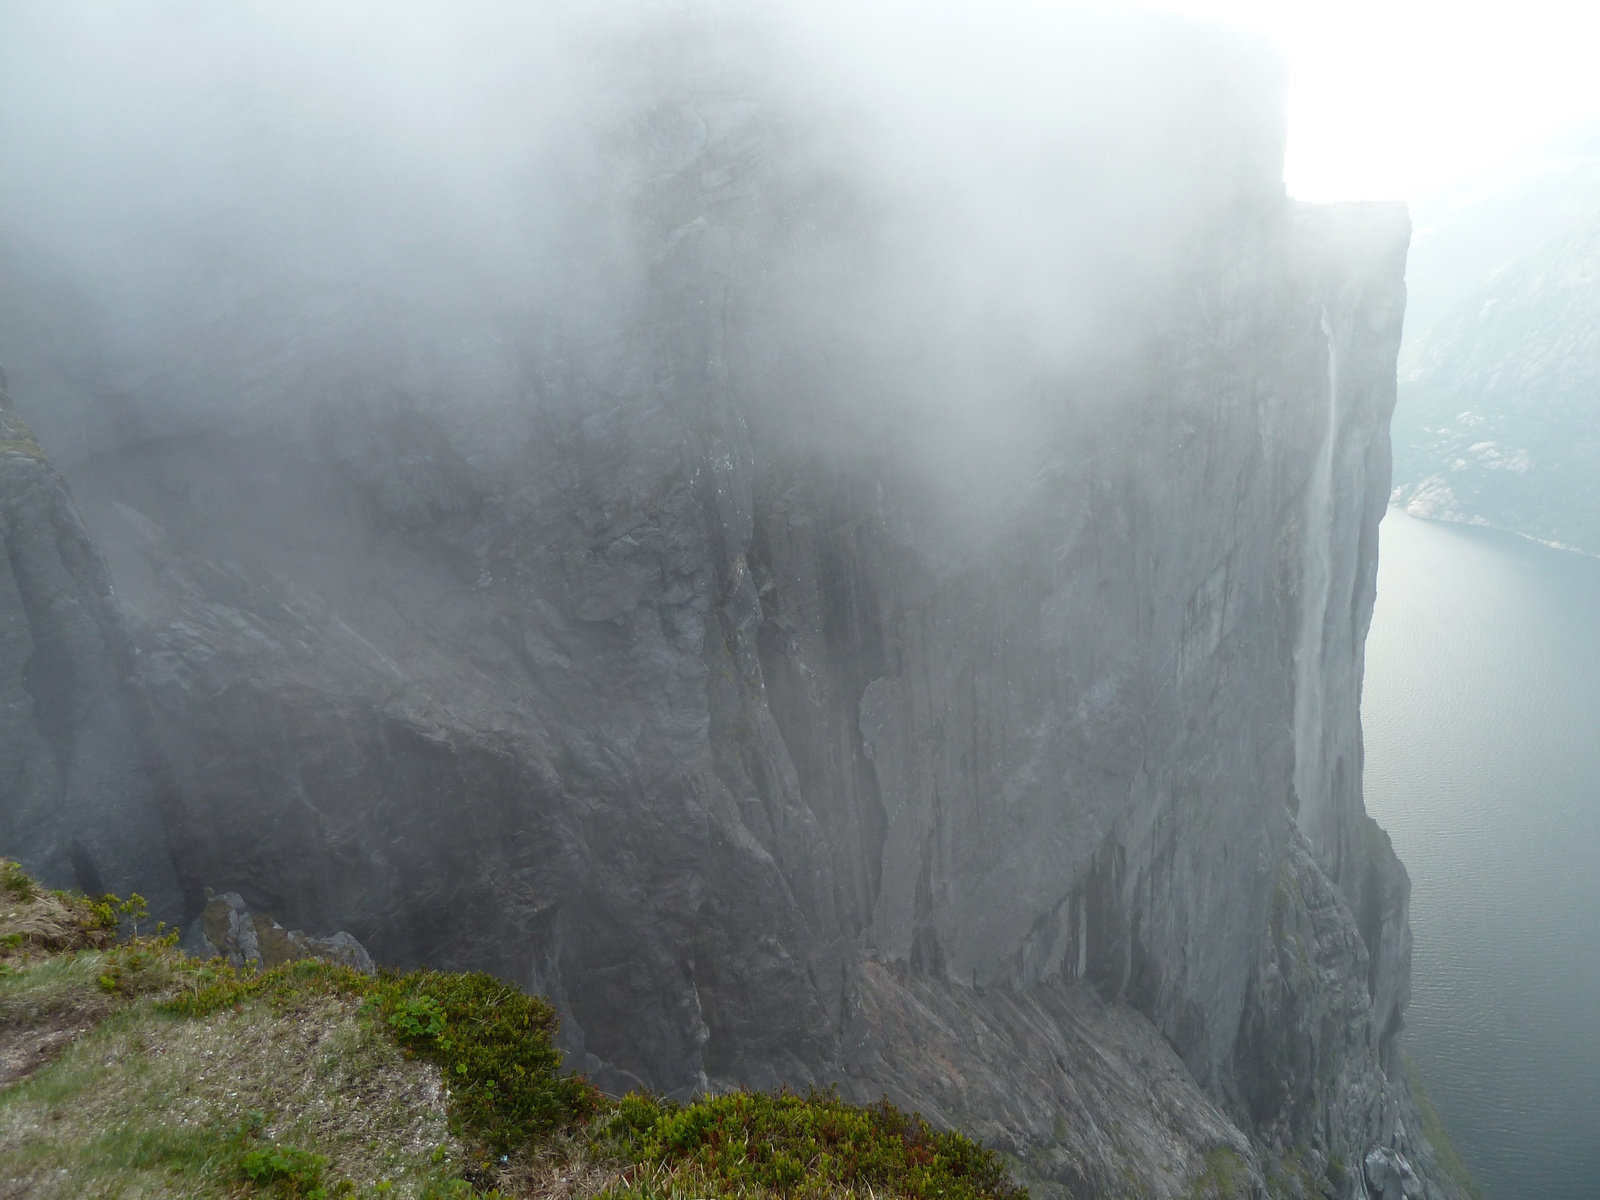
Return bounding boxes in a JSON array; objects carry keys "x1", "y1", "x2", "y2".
[
  {"x1": 183, "y1": 891, "x2": 374, "y2": 974},
  {"x1": 0, "y1": 4, "x2": 1468, "y2": 1196}
]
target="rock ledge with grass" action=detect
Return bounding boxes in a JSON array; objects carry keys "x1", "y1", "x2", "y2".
[{"x1": 2, "y1": 858, "x2": 1028, "y2": 1200}]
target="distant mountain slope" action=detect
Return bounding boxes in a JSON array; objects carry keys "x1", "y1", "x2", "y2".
[{"x1": 1393, "y1": 147, "x2": 1600, "y2": 551}]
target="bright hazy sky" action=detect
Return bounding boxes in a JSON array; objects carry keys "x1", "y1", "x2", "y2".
[{"x1": 1144, "y1": 0, "x2": 1600, "y2": 203}]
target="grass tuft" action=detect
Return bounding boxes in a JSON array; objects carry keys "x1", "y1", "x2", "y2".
[
  {"x1": 241, "y1": 1142, "x2": 333, "y2": 1196},
  {"x1": 372, "y1": 970, "x2": 602, "y2": 1155},
  {"x1": 594, "y1": 1088, "x2": 1025, "y2": 1200}
]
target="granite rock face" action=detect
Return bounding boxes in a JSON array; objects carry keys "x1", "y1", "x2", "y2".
[
  {"x1": 1, "y1": 6, "x2": 1463, "y2": 1197},
  {"x1": 0, "y1": 372, "x2": 183, "y2": 918}
]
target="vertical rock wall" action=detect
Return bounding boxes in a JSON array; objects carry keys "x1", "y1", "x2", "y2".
[
  {"x1": 0, "y1": 7, "x2": 1460, "y2": 1197},
  {"x1": 0, "y1": 371, "x2": 184, "y2": 916}
]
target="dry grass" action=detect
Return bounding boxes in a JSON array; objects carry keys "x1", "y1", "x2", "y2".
[
  {"x1": 0, "y1": 859, "x2": 463, "y2": 1198},
  {"x1": 1, "y1": 863, "x2": 116, "y2": 967},
  {"x1": 465, "y1": 1130, "x2": 628, "y2": 1200},
  {"x1": 0, "y1": 990, "x2": 462, "y2": 1199},
  {"x1": 473, "y1": 1138, "x2": 925, "y2": 1200},
  {"x1": 0, "y1": 951, "x2": 134, "y2": 1088},
  {"x1": 0, "y1": 862, "x2": 182, "y2": 1092}
]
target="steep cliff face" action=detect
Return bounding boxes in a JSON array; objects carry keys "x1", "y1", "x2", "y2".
[
  {"x1": 0, "y1": 373, "x2": 183, "y2": 917},
  {"x1": 1, "y1": 5, "x2": 1459, "y2": 1197}
]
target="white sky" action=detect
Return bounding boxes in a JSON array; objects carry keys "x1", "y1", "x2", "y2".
[{"x1": 1142, "y1": 0, "x2": 1600, "y2": 202}]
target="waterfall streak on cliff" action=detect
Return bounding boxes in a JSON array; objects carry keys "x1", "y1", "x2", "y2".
[{"x1": 1294, "y1": 309, "x2": 1341, "y2": 832}]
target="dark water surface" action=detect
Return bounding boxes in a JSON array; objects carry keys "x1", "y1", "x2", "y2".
[{"x1": 1362, "y1": 511, "x2": 1600, "y2": 1200}]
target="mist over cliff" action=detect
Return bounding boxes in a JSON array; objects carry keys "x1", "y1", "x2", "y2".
[
  {"x1": 0, "y1": 3, "x2": 1464, "y2": 1197},
  {"x1": 0, "y1": 1, "x2": 1275, "y2": 461},
  {"x1": 1391, "y1": 137, "x2": 1600, "y2": 553}
]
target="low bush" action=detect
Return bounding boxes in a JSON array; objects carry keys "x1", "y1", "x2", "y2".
[
  {"x1": 162, "y1": 959, "x2": 601, "y2": 1155},
  {"x1": 240, "y1": 1144, "x2": 333, "y2": 1198},
  {"x1": 370, "y1": 970, "x2": 602, "y2": 1154},
  {"x1": 596, "y1": 1088, "x2": 1026, "y2": 1200},
  {"x1": 2, "y1": 859, "x2": 38, "y2": 901}
]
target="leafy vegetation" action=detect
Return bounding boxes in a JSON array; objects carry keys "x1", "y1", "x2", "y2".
[
  {"x1": 165, "y1": 958, "x2": 601, "y2": 1155},
  {"x1": 1187, "y1": 1147, "x2": 1247, "y2": 1199},
  {"x1": 241, "y1": 1143, "x2": 334, "y2": 1197},
  {"x1": 596, "y1": 1088, "x2": 1025, "y2": 1200},
  {"x1": 373, "y1": 969, "x2": 602, "y2": 1154},
  {"x1": 0, "y1": 858, "x2": 1026, "y2": 1200},
  {"x1": 1, "y1": 858, "x2": 37, "y2": 901}
]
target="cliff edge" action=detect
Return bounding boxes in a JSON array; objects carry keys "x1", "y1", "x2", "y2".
[{"x1": 0, "y1": 5, "x2": 1470, "y2": 1197}]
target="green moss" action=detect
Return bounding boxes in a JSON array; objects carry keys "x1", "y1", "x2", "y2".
[
  {"x1": 1263, "y1": 1149, "x2": 1319, "y2": 1200},
  {"x1": 1189, "y1": 1148, "x2": 1247, "y2": 1200},
  {"x1": 0, "y1": 406, "x2": 47, "y2": 460},
  {"x1": 594, "y1": 1088, "x2": 1025, "y2": 1200},
  {"x1": 1325, "y1": 1156, "x2": 1348, "y2": 1190},
  {"x1": 0, "y1": 437, "x2": 45, "y2": 460}
]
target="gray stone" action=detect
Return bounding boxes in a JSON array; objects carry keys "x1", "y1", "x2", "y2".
[
  {"x1": 184, "y1": 891, "x2": 374, "y2": 973},
  {"x1": 0, "y1": 6, "x2": 1474, "y2": 1197},
  {"x1": 0, "y1": 372, "x2": 184, "y2": 922},
  {"x1": 1366, "y1": 1147, "x2": 1425, "y2": 1200}
]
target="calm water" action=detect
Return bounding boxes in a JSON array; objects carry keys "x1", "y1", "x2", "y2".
[{"x1": 1363, "y1": 511, "x2": 1600, "y2": 1200}]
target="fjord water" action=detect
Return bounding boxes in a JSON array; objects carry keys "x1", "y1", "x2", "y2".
[{"x1": 1362, "y1": 511, "x2": 1600, "y2": 1200}]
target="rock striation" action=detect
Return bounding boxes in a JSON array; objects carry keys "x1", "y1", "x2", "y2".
[{"x1": 0, "y1": 5, "x2": 1468, "y2": 1197}]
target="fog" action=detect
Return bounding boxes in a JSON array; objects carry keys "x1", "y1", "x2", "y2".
[
  {"x1": 0, "y1": 9, "x2": 1434, "y2": 1177},
  {"x1": 0, "y1": 0, "x2": 1283, "y2": 503},
  {"x1": 1151, "y1": 0, "x2": 1600, "y2": 203}
]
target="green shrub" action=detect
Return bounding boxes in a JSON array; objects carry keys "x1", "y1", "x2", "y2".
[
  {"x1": 162, "y1": 959, "x2": 599, "y2": 1156},
  {"x1": 83, "y1": 896, "x2": 119, "y2": 931},
  {"x1": 1, "y1": 858, "x2": 37, "y2": 900},
  {"x1": 240, "y1": 1144, "x2": 330, "y2": 1197},
  {"x1": 369, "y1": 970, "x2": 601, "y2": 1154},
  {"x1": 596, "y1": 1087, "x2": 1026, "y2": 1200},
  {"x1": 387, "y1": 992, "x2": 448, "y2": 1039}
]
